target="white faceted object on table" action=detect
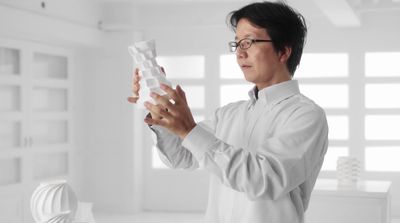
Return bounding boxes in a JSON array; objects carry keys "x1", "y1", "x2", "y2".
[
  {"x1": 128, "y1": 39, "x2": 172, "y2": 107},
  {"x1": 31, "y1": 180, "x2": 78, "y2": 223},
  {"x1": 336, "y1": 156, "x2": 361, "y2": 187},
  {"x1": 46, "y1": 212, "x2": 71, "y2": 223}
]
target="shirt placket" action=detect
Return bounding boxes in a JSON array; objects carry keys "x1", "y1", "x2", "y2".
[{"x1": 244, "y1": 100, "x2": 267, "y2": 150}]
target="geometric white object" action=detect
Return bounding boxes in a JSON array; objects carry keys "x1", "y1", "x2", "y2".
[
  {"x1": 321, "y1": 147, "x2": 348, "y2": 171},
  {"x1": 31, "y1": 180, "x2": 78, "y2": 223},
  {"x1": 74, "y1": 202, "x2": 96, "y2": 223},
  {"x1": 336, "y1": 156, "x2": 361, "y2": 187},
  {"x1": 128, "y1": 39, "x2": 172, "y2": 107}
]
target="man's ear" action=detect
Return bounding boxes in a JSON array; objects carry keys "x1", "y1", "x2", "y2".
[{"x1": 279, "y1": 46, "x2": 292, "y2": 63}]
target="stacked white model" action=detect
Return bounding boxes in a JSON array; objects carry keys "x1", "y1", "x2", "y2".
[
  {"x1": 336, "y1": 156, "x2": 361, "y2": 187},
  {"x1": 128, "y1": 39, "x2": 172, "y2": 107},
  {"x1": 31, "y1": 180, "x2": 77, "y2": 223}
]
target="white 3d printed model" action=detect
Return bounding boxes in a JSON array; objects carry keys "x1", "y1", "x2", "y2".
[
  {"x1": 31, "y1": 180, "x2": 78, "y2": 223},
  {"x1": 336, "y1": 156, "x2": 361, "y2": 187},
  {"x1": 128, "y1": 39, "x2": 172, "y2": 107}
]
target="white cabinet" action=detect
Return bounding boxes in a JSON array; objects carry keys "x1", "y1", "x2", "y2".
[
  {"x1": 0, "y1": 37, "x2": 73, "y2": 223},
  {"x1": 306, "y1": 179, "x2": 391, "y2": 223}
]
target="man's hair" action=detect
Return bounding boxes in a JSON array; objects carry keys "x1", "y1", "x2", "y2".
[{"x1": 227, "y1": 1, "x2": 307, "y2": 76}]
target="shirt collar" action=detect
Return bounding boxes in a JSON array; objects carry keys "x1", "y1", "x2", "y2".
[{"x1": 247, "y1": 80, "x2": 300, "y2": 108}]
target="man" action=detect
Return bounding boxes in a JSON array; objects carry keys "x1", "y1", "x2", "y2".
[{"x1": 128, "y1": 2, "x2": 328, "y2": 223}]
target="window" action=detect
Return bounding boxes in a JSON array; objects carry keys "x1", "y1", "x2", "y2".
[
  {"x1": 220, "y1": 54, "x2": 241, "y2": 79},
  {"x1": 149, "y1": 51, "x2": 400, "y2": 183},
  {"x1": 365, "y1": 115, "x2": 400, "y2": 140},
  {"x1": 321, "y1": 147, "x2": 348, "y2": 171},
  {"x1": 365, "y1": 84, "x2": 400, "y2": 108},
  {"x1": 364, "y1": 52, "x2": 400, "y2": 172},
  {"x1": 296, "y1": 53, "x2": 349, "y2": 77},
  {"x1": 296, "y1": 53, "x2": 350, "y2": 172},
  {"x1": 365, "y1": 147, "x2": 400, "y2": 172},
  {"x1": 157, "y1": 55, "x2": 205, "y2": 79},
  {"x1": 326, "y1": 116, "x2": 349, "y2": 140},
  {"x1": 220, "y1": 84, "x2": 252, "y2": 106},
  {"x1": 365, "y1": 52, "x2": 400, "y2": 77},
  {"x1": 297, "y1": 52, "x2": 400, "y2": 173},
  {"x1": 299, "y1": 84, "x2": 348, "y2": 108},
  {"x1": 151, "y1": 55, "x2": 206, "y2": 169}
]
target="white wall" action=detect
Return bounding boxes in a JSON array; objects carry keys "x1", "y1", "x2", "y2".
[
  {"x1": 0, "y1": 0, "x2": 104, "y2": 47},
  {"x1": 74, "y1": 32, "x2": 143, "y2": 213}
]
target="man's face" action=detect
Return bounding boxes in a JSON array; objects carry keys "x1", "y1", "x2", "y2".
[{"x1": 235, "y1": 18, "x2": 290, "y2": 89}]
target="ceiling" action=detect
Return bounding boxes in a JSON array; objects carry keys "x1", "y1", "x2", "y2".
[{"x1": 99, "y1": 0, "x2": 400, "y2": 27}]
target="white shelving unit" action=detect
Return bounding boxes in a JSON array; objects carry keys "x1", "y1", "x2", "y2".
[
  {"x1": 306, "y1": 179, "x2": 391, "y2": 223},
  {"x1": 0, "y1": 38, "x2": 73, "y2": 223}
]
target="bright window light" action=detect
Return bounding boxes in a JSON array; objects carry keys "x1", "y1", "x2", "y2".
[
  {"x1": 220, "y1": 54, "x2": 242, "y2": 79},
  {"x1": 157, "y1": 55, "x2": 205, "y2": 79},
  {"x1": 365, "y1": 115, "x2": 400, "y2": 140},
  {"x1": 180, "y1": 85, "x2": 204, "y2": 109},
  {"x1": 366, "y1": 147, "x2": 400, "y2": 171},
  {"x1": 365, "y1": 52, "x2": 400, "y2": 77},
  {"x1": 299, "y1": 84, "x2": 348, "y2": 108},
  {"x1": 296, "y1": 53, "x2": 349, "y2": 77},
  {"x1": 321, "y1": 147, "x2": 349, "y2": 171},
  {"x1": 365, "y1": 84, "x2": 400, "y2": 108},
  {"x1": 220, "y1": 84, "x2": 252, "y2": 106},
  {"x1": 327, "y1": 115, "x2": 349, "y2": 140},
  {"x1": 193, "y1": 115, "x2": 204, "y2": 123}
]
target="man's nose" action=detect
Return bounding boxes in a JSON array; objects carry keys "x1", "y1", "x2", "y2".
[{"x1": 236, "y1": 48, "x2": 247, "y2": 59}]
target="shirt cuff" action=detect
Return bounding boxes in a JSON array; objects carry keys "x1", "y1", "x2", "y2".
[{"x1": 182, "y1": 124, "x2": 218, "y2": 161}]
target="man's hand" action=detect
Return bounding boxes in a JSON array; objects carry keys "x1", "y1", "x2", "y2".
[
  {"x1": 127, "y1": 68, "x2": 141, "y2": 103},
  {"x1": 144, "y1": 84, "x2": 196, "y2": 139}
]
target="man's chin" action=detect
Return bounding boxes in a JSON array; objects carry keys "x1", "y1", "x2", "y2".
[{"x1": 243, "y1": 74, "x2": 255, "y2": 83}]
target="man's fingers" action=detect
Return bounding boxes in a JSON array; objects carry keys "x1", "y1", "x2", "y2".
[
  {"x1": 160, "y1": 66, "x2": 166, "y2": 76},
  {"x1": 150, "y1": 92, "x2": 174, "y2": 110},
  {"x1": 144, "y1": 101, "x2": 173, "y2": 120},
  {"x1": 176, "y1": 85, "x2": 187, "y2": 103},
  {"x1": 127, "y1": 96, "x2": 139, "y2": 103},
  {"x1": 133, "y1": 82, "x2": 140, "y2": 93},
  {"x1": 160, "y1": 84, "x2": 180, "y2": 104},
  {"x1": 132, "y1": 68, "x2": 141, "y2": 96},
  {"x1": 144, "y1": 115, "x2": 168, "y2": 127},
  {"x1": 134, "y1": 67, "x2": 139, "y2": 76}
]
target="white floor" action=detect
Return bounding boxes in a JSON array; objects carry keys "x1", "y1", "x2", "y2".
[
  {"x1": 95, "y1": 212, "x2": 400, "y2": 223},
  {"x1": 95, "y1": 212, "x2": 204, "y2": 223}
]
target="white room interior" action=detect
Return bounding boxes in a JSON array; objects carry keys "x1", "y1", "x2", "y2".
[{"x1": 0, "y1": 0, "x2": 400, "y2": 222}]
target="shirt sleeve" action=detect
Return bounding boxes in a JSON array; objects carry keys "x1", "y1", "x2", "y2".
[
  {"x1": 149, "y1": 125, "x2": 199, "y2": 170},
  {"x1": 181, "y1": 106, "x2": 329, "y2": 201}
]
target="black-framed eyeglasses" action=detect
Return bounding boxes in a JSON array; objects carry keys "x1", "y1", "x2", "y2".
[{"x1": 228, "y1": 38, "x2": 273, "y2": 53}]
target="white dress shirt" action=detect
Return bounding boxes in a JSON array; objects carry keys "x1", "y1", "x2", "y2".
[{"x1": 150, "y1": 80, "x2": 329, "y2": 223}]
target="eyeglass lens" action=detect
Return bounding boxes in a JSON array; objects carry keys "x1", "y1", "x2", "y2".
[{"x1": 239, "y1": 39, "x2": 252, "y2": 49}]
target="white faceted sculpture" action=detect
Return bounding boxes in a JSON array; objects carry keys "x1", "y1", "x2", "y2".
[
  {"x1": 128, "y1": 39, "x2": 172, "y2": 107},
  {"x1": 336, "y1": 156, "x2": 361, "y2": 187},
  {"x1": 31, "y1": 180, "x2": 78, "y2": 223}
]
